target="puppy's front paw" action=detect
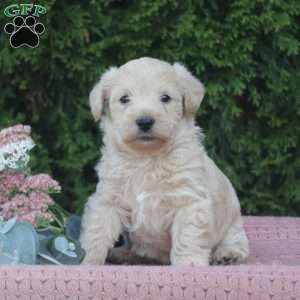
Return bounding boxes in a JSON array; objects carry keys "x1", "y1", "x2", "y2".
[
  {"x1": 211, "y1": 246, "x2": 248, "y2": 265},
  {"x1": 81, "y1": 253, "x2": 106, "y2": 265},
  {"x1": 171, "y1": 255, "x2": 209, "y2": 266}
]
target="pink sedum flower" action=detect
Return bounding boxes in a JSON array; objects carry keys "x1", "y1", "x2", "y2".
[
  {"x1": 17, "y1": 211, "x2": 54, "y2": 226},
  {"x1": 28, "y1": 191, "x2": 54, "y2": 210},
  {"x1": 1, "y1": 192, "x2": 55, "y2": 226},
  {"x1": 0, "y1": 124, "x2": 31, "y2": 145},
  {"x1": 20, "y1": 174, "x2": 61, "y2": 193},
  {"x1": 0, "y1": 170, "x2": 25, "y2": 200}
]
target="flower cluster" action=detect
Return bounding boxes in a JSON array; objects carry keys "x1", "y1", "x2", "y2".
[
  {"x1": 0, "y1": 125, "x2": 61, "y2": 226},
  {"x1": 0, "y1": 124, "x2": 34, "y2": 171},
  {"x1": 0, "y1": 124, "x2": 85, "y2": 266}
]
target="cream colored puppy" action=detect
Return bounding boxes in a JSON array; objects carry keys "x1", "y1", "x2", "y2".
[{"x1": 80, "y1": 57, "x2": 249, "y2": 265}]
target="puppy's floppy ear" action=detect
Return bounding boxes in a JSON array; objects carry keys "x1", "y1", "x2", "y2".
[
  {"x1": 89, "y1": 67, "x2": 118, "y2": 121},
  {"x1": 173, "y1": 63, "x2": 205, "y2": 115}
]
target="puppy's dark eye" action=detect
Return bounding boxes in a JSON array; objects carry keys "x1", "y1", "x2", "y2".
[
  {"x1": 120, "y1": 95, "x2": 130, "y2": 104},
  {"x1": 161, "y1": 94, "x2": 171, "y2": 103}
]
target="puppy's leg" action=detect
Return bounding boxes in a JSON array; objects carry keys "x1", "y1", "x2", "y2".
[
  {"x1": 170, "y1": 203, "x2": 213, "y2": 266},
  {"x1": 80, "y1": 193, "x2": 122, "y2": 265},
  {"x1": 211, "y1": 217, "x2": 249, "y2": 265}
]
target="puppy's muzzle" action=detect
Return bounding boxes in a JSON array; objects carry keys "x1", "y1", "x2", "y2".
[{"x1": 136, "y1": 116, "x2": 155, "y2": 132}]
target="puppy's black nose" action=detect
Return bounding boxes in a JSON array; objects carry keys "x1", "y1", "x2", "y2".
[{"x1": 136, "y1": 116, "x2": 154, "y2": 132}]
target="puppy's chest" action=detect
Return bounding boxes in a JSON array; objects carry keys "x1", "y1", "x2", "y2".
[{"x1": 121, "y1": 165, "x2": 177, "y2": 234}]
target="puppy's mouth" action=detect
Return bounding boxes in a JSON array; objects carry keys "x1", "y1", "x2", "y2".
[
  {"x1": 134, "y1": 132, "x2": 168, "y2": 144},
  {"x1": 125, "y1": 134, "x2": 168, "y2": 152},
  {"x1": 136, "y1": 135, "x2": 157, "y2": 142}
]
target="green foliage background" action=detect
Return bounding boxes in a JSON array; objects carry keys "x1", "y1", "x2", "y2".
[{"x1": 0, "y1": 0, "x2": 299, "y2": 216}]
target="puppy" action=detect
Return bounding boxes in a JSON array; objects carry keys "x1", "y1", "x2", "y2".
[{"x1": 80, "y1": 57, "x2": 249, "y2": 265}]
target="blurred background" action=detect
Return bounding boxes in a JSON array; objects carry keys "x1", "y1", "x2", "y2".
[{"x1": 0, "y1": 0, "x2": 299, "y2": 216}]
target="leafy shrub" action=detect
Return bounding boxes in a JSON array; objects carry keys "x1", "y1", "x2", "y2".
[{"x1": 0, "y1": 0, "x2": 299, "y2": 215}]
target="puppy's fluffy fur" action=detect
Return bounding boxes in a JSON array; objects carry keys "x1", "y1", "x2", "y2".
[{"x1": 80, "y1": 57, "x2": 249, "y2": 265}]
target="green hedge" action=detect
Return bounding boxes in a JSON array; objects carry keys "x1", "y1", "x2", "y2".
[{"x1": 1, "y1": 0, "x2": 299, "y2": 215}]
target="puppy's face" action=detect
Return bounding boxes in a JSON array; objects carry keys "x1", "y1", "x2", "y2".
[
  {"x1": 90, "y1": 58, "x2": 205, "y2": 154},
  {"x1": 108, "y1": 62, "x2": 183, "y2": 152}
]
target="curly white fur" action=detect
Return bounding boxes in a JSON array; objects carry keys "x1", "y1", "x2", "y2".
[{"x1": 80, "y1": 57, "x2": 249, "y2": 265}]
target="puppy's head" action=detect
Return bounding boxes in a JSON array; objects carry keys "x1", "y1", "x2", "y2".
[{"x1": 90, "y1": 57, "x2": 205, "y2": 154}]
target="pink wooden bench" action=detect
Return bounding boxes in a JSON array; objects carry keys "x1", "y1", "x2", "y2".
[{"x1": 1, "y1": 216, "x2": 299, "y2": 299}]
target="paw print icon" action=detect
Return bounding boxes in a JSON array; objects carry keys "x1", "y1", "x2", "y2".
[{"x1": 4, "y1": 16, "x2": 45, "y2": 48}]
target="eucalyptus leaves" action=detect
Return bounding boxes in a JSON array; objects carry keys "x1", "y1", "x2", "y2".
[{"x1": 0, "y1": 216, "x2": 84, "y2": 265}]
